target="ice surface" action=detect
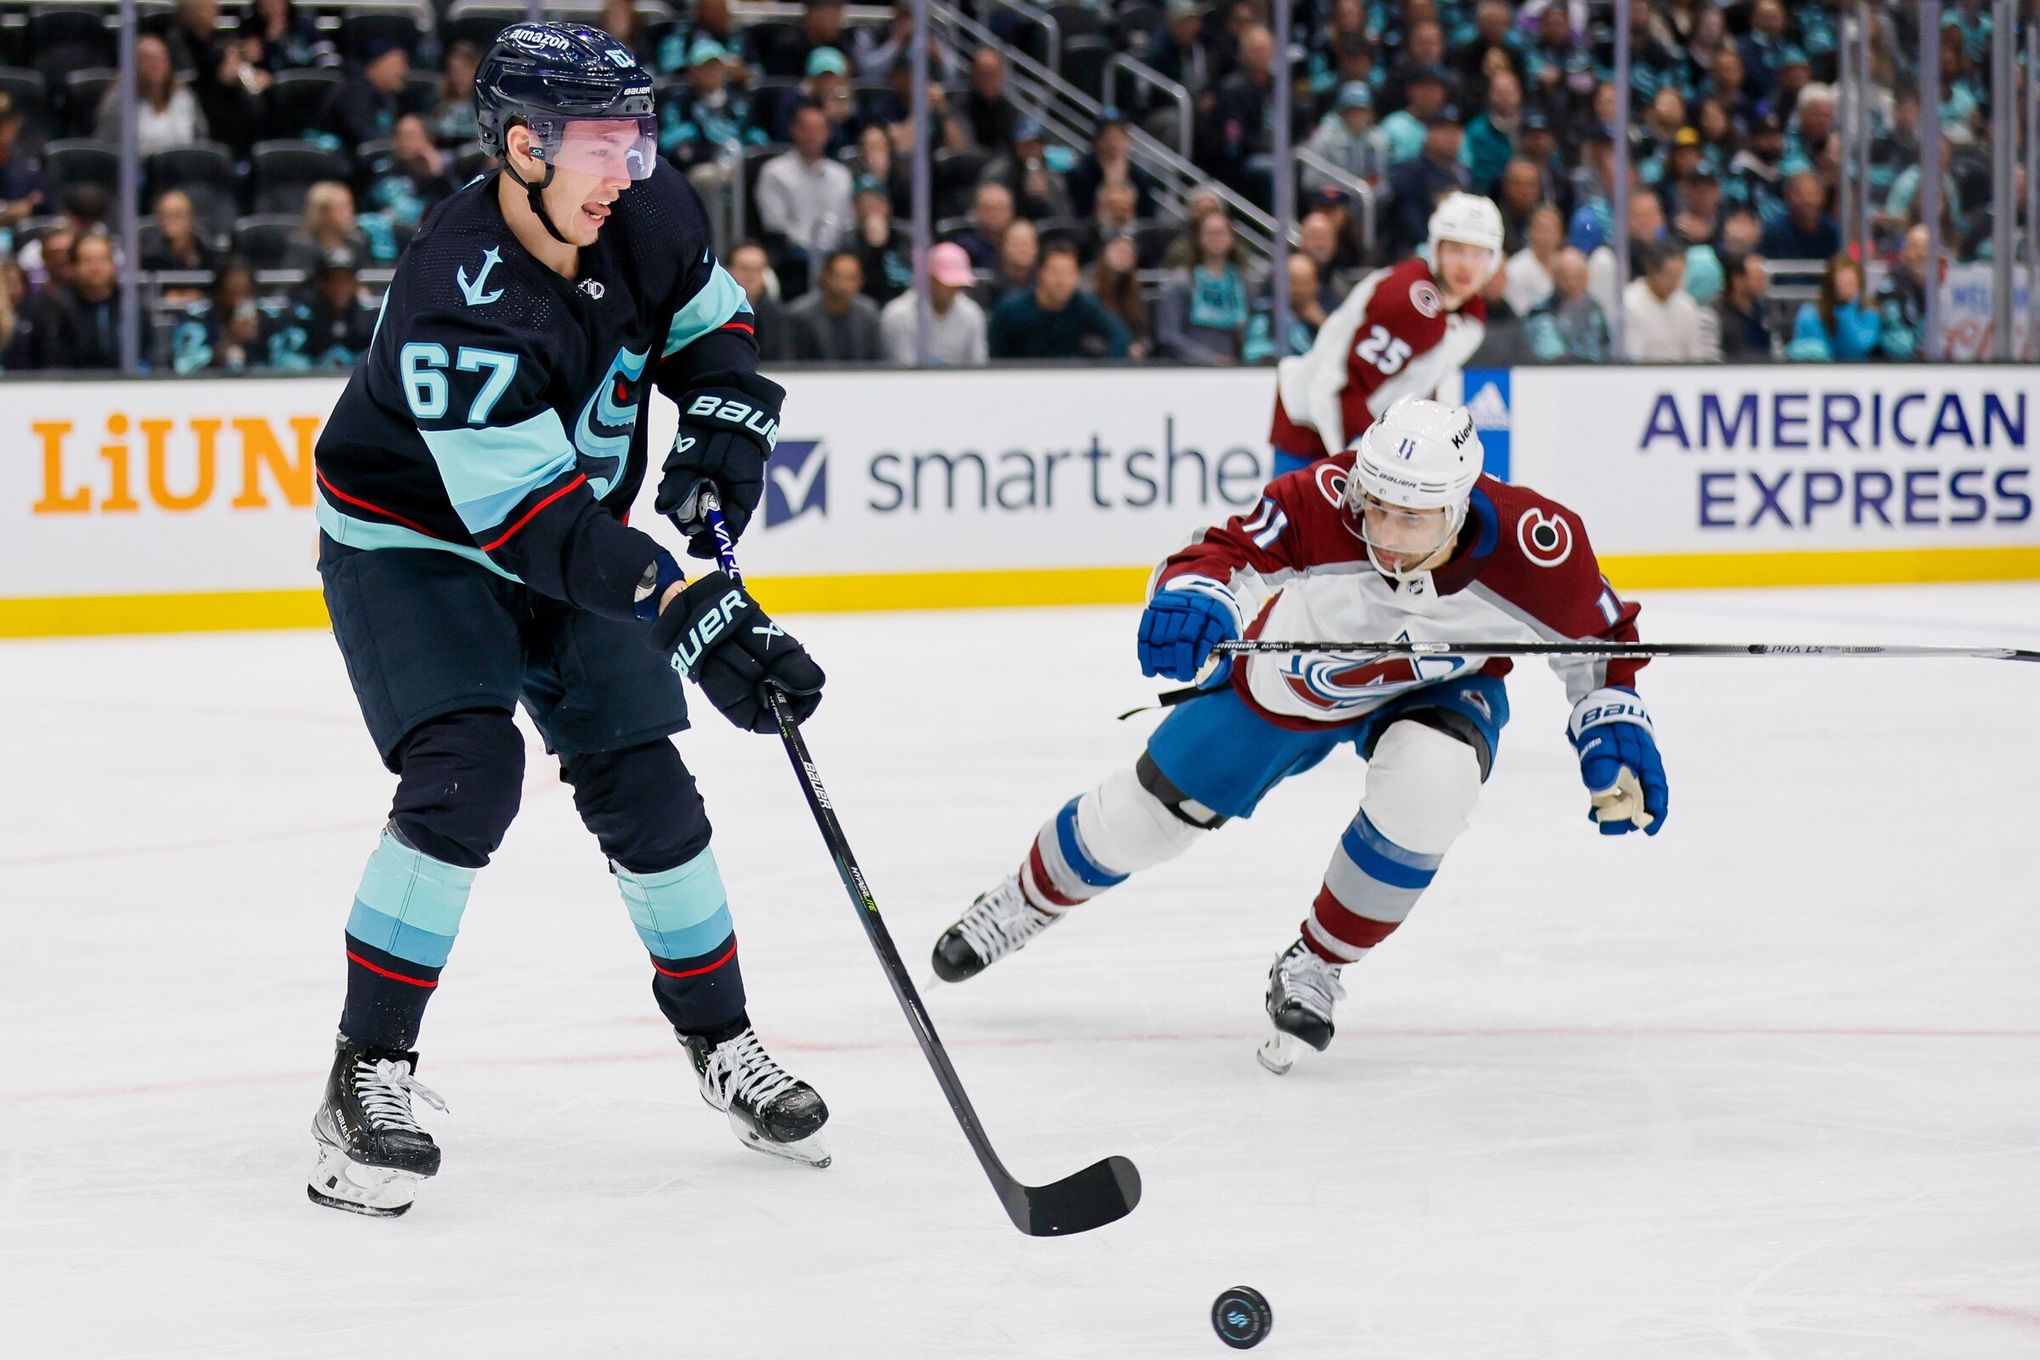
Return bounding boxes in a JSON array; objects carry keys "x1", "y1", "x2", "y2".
[{"x1": 3, "y1": 585, "x2": 2037, "y2": 1358}]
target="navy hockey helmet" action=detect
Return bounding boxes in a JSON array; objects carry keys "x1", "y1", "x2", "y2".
[{"x1": 476, "y1": 23, "x2": 657, "y2": 239}]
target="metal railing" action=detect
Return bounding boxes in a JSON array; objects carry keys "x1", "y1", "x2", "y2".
[
  {"x1": 1291, "y1": 145, "x2": 1376, "y2": 257},
  {"x1": 978, "y1": 0, "x2": 1063, "y2": 80},
  {"x1": 1102, "y1": 54, "x2": 1191, "y2": 162},
  {"x1": 925, "y1": 0, "x2": 1284, "y2": 271}
]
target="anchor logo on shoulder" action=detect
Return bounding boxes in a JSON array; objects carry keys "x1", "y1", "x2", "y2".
[{"x1": 457, "y1": 247, "x2": 505, "y2": 307}]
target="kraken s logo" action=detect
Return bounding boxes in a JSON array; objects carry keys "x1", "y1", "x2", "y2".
[
  {"x1": 572, "y1": 344, "x2": 649, "y2": 497},
  {"x1": 457, "y1": 247, "x2": 504, "y2": 307}
]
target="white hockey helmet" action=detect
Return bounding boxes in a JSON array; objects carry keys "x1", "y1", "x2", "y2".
[
  {"x1": 1426, "y1": 190, "x2": 1505, "y2": 286},
  {"x1": 1345, "y1": 396, "x2": 1484, "y2": 578}
]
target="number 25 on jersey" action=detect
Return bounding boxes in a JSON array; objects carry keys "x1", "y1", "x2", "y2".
[{"x1": 1355, "y1": 324, "x2": 1410, "y2": 376}]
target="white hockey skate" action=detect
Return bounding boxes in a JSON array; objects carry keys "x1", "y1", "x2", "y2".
[
  {"x1": 307, "y1": 1038, "x2": 449, "y2": 1217},
  {"x1": 1257, "y1": 939, "x2": 1346, "y2": 1075},
  {"x1": 682, "y1": 1027, "x2": 831, "y2": 1168},
  {"x1": 929, "y1": 873, "x2": 1061, "y2": 984}
]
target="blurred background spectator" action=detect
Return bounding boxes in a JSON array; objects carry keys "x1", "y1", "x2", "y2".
[{"x1": 1787, "y1": 253, "x2": 1880, "y2": 362}]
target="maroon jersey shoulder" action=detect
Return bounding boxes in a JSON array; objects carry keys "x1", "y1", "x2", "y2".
[
  {"x1": 1471, "y1": 474, "x2": 1635, "y2": 643},
  {"x1": 1357, "y1": 258, "x2": 1453, "y2": 353}
]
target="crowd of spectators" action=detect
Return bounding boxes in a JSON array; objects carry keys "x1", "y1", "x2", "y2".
[{"x1": 0, "y1": 0, "x2": 2026, "y2": 372}]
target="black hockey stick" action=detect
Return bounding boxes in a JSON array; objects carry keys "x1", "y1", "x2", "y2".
[
  {"x1": 1210, "y1": 639, "x2": 2040, "y2": 662},
  {"x1": 689, "y1": 494, "x2": 1141, "y2": 1237},
  {"x1": 1120, "y1": 636, "x2": 2040, "y2": 718}
]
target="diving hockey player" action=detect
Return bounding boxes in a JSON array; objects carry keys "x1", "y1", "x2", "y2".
[
  {"x1": 306, "y1": 23, "x2": 828, "y2": 1216},
  {"x1": 1266, "y1": 191, "x2": 1500, "y2": 474},
  {"x1": 931, "y1": 396, "x2": 1669, "y2": 1074}
]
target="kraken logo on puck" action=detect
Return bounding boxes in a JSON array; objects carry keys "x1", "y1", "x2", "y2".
[{"x1": 1211, "y1": 1285, "x2": 1272, "y2": 1349}]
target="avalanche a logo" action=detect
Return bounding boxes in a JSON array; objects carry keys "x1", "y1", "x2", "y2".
[
  {"x1": 1516, "y1": 507, "x2": 1573, "y2": 567},
  {"x1": 762, "y1": 440, "x2": 827, "y2": 527},
  {"x1": 571, "y1": 344, "x2": 646, "y2": 497},
  {"x1": 1280, "y1": 633, "x2": 1463, "y2": 711}
]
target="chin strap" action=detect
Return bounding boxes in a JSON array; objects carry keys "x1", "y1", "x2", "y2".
[{"x1": 499, "y1": 160, "x2": 573, "y2": 247}]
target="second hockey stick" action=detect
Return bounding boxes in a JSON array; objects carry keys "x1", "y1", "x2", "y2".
[
  {"x1": 690, "y1": 493, "x2": 1141, "y2": 1238},
  {"x1": 1120, "y1": 636, "x2": 2040, "y2": 718}
]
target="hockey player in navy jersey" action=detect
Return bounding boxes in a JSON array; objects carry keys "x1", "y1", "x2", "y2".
[
  {"x1": 931, "y1": 396, "x2": 1670, "y2": 1074},
  {"x1": 307, "y1": 23, "x2": 830, "y2": 1216}
]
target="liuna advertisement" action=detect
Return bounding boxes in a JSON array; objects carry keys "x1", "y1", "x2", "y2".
[{"x1": 0, "y1": 365, "x2": 2035, "y2": 637}]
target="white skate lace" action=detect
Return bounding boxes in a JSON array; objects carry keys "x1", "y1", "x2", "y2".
[
  {"x1": 1275, "y1": 946, "x2": 1347, "y2": 1021},
  {"x1": 700, "y1": 1029, "x2": 801, "y2": 1114},
  {"x1": 954, "y1": 877, "x2": 1052, "y2": 965},
  {"x1": 352, "y1": 1056, "x2": 447, "y2": 1134}
]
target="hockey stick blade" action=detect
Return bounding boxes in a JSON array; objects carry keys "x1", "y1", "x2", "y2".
[
  {"x1": 998, "y1": 1153, "x2": 1143, "y2": 1237},
  {"x1": 691, "y1": 497, "x2": 1142, "y2": 1237}
]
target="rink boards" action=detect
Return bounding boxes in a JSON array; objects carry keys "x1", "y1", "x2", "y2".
[{"x1": 1, "y1": 363, "x2": 2035, "y2": 636}]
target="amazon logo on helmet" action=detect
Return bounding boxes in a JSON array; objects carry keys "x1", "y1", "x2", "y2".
[{"x1": 475, "y1": 21, "x2": 656, "y2": 156}]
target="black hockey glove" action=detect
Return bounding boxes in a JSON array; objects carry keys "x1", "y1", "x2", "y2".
[
  {"x1": 656, "y1": 370, "x2": 784, "y2": 558},
  {"x1": 649, "y1": 570, "x2": 824, "y2": 733}
]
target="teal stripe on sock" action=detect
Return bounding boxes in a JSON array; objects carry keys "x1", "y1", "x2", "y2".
[
  {"x1": 348, "y1": 830, "x2": 476, "y2": 965},
  {"x1": 345, "y1": 899, "x2": 459, "y2": 968},
  {"x1": 617, "y1": 848, "x2": 733, "y2": 959}
]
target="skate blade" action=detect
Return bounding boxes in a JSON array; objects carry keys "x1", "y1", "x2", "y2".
[
  {"x1": 1256, "y1": 1032, "x2": 1304, "y2": 1076},
  {"x1": 730, "y1": 1116, "x2": 832, "y2": 1168},
  {"x1": 307, "y1": 1145, "x2": 424, "y2": 1216}
]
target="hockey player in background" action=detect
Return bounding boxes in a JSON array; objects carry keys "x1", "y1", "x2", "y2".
[
  {"x1": 931, "y1": 396, "x2": 1669, "y2": 1074},
  {"x1": 306, "y1": 23, "x2": 829, "y2": 1216},
  {"x1": 1266, "y1": 191, "x2": 1501, "y2": 475}
]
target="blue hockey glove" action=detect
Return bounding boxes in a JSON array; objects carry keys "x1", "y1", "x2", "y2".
[
  {"x1": 1137, "y1": 581, "x2": 1240, "y2": 684},
  {"x1": 656, "y1": 370, "x2": 784, "y2": 558},
  {"x1": 1567, "y1": 687, "x2": 1668, "y2": 836}
]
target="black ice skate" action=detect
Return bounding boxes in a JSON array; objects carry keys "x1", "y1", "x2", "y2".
[
  {"x1": 930, "y1": 873, "x2": 1061, "y2": 983},
  {"x1": 307, "y1": 1036, "x2": 449, "y2": 1217},
  {"x1": 682, "y1": 1027, "x2": 831, "y2": 1168},
  {"x1": 1258, "y1": 938, "x2": 1348, "y2": 1075}
]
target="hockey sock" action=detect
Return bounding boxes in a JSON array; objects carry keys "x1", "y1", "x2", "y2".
[
  {"x1": 617, "y1": 846, "x2": 748, "y2": 1036},
  {"x1": 1018, "y1": 767, "x2": 1206, "y2": 914},
  {"x1": 1304, "y1": 808, "x2": 1441, "y2": 964},
  {"x1": 340, "y1": 827, "x2": 478, "y2": 1050},
  {"x1": 1303, "y1": 721, "x2": 1479, "y2": 965}
]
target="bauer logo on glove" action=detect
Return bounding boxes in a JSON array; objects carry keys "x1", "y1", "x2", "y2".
[{"x1": 1567, "y1": 687, "x2": 1669, "y2": 836}]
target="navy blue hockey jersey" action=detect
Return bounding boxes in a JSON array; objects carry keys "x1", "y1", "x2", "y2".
[{"x1": 313, "y1": 161, "x2": 757, "y2": 620}]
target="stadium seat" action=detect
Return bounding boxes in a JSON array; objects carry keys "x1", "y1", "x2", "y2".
[
  {"x1": 232, "y1": 213, "x2": 300, "y2": 269},
  {"x1": 26, "y1": 8, "x2": 114, "y2": 83},
  {"x1": 60, "y1": 67, "x2": 116, "y2": 139},
  {"x1": 43, "y1": 138, "x2": 121, "y2": 205},
  {"x1": 440, "y1": 3, "x2": 525, "y2": 56},
  {"x1": 1132, "y1": 219, "x2": 1179, "y2": 268},
  {"x1": 1059, "y1": 35, "x2": 1111, "y2": 100},
  {"x1": 403, "y1": 71, "x2": 441, "y2": 118},
  {"x1": 338, "y1": 9, "x2": 426, "y2": 64},
  {"x1": 1046, "y1": 4, "x2": 1101, "y2": 40},
  {"x1": 0, "y1": 67, "x2": 48, "y2": 137},
  {"x1": 267, "y1": 69, "x2": 342, "y2": 139},
  {"x1": 1115, "y1": 3, "x2": 1161, "y2": 59},
  {"x1": 251, "y1": 140, "x2": 351, "y2": 215},
  {"x1": 741, "y1": 140, "x2": 789, "y2": 215},
  {"x1": 932, "y1": 146, "x2": 993, "y2": 217},
  {"x1": 146, "y1": 142, "x2": 239, "y2": 230}
]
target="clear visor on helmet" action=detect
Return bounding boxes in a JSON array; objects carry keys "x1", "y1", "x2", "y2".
[
  {"x1": 1347, "y1": 493, "x2": 1459, "y2": 576},
  {"x1": 533, "y1": 117, "x2": 660, "y2": 181}
]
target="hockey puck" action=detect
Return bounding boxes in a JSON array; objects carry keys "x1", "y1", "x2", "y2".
[{"x1": 1211, "y1": 1286, "x2": 1272, "y2": 1349}]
